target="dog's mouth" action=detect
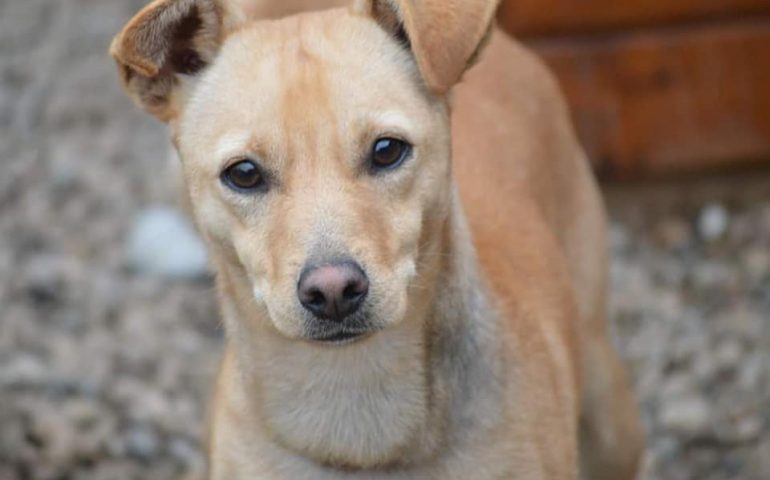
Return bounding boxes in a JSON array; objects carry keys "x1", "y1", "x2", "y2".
[
  {"x1": 302, "y1": 308, "x2": 382, "y2": 346},
  {"x1": 310, "y1": 329, "x2": 371, "y2": 345}
]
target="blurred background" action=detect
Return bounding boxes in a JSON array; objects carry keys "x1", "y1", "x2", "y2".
[{"x1": 0, "y1": 0, "x2": 768, "y2": 479}]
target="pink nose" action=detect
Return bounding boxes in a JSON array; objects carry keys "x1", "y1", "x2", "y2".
[{"x1": 297, "y1": 261, "x2": 369, "y2": 322}]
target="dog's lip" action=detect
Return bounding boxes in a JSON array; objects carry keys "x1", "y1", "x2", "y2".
[{"x1": 310, "y1": 330, "x2": 370, "y2": 345}]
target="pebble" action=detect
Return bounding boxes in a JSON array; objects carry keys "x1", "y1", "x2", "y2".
[
  {"x1": 713, "y1": 338, "x2": 743, "y2": 371},
  {"x1": 654, "y1": 216, "x2": 691, "y2": 249},
  {"x1": 698, "y1": 203, "x2": 730, "y2": 241},
  {"x1": 690, "y1": 260, "x2": 736, "y2": 291},
  {"x1": 738, "y1": 353, "x2": 766, "y2": 390},
  {"x1": 32, "y1": 410, "x2": 79, "y2": 463},
  {"x1": 19, "y1": 254, "x2": 78, "y2": 306},
  {"x1": 125, "y1": 425, "x2": 162, "y2": 461},
  {"x1": 660, "y1": 394, "x2": 712, "y2": 437},
  {"x1": 169, "y1": 437, "x2": 203, "y2": 470},
  {"x1": 741, "y1": 248, "x2": 769, "y2": 282},
  {"x1": 0, "y1": 354, "x2": 48, "y2": 388},
  {"x1": 660, "y1": 374, "x2": 696, "y2": 400},
  {"x1": 718, "y1": 415, "x2": 763, "y2": 444},
  {"x1": 127, "y1": 207, "x2": 209, "y2": 280}
]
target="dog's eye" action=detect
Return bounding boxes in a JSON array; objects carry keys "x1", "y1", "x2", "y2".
[
  {"x1": 371, "y1": 138, "x2": 411, "y2": 170},
  {"x1": 221, "y1": 160, "x2": 266, "y2": 192}
]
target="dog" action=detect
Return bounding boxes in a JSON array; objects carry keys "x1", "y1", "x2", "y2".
[{"x1": 111, "y1": 0, "x2": 644, "y2": 478}]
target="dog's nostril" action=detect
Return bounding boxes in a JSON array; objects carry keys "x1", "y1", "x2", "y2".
[
  {"x1": 297, "y1": 261, "x2": 369, "y2": 322},
  {"x1": 343, "y1": 281, "x2": 365, "y2": 300},
  {"x1": 307, "y1": 289, "x2": 326, "y2": 307}
]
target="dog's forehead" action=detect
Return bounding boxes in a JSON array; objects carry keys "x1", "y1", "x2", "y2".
[{"x1": 182, "y1": 10, "x2": 424, "y2": 147}]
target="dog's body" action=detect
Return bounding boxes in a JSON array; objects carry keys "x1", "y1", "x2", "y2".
[{"x1": 111, "y1": 1, "x2": 643, "y2": 478}]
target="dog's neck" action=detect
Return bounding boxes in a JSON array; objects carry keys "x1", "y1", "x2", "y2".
[{"x1": 217, "y1": 187, "x2": 507, "y2": 470}]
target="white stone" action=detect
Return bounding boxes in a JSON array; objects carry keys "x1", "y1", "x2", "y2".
[
  {"x1": 127, "y1": 207, "x2": 209, "y2": 280},
  {"x1": 698, "y1": 203, "x2": 729, "y2": 241},
  {"x1": 0, "y1": 354, "x2": 48, "y2": 387},
  {"x1": 660, "y1": 394, "x2": 712, "y2": 436}
]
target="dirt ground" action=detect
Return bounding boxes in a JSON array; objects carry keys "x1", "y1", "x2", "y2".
[{"x1": 1, "y1": 0, "x2": 769, "y2": 479}]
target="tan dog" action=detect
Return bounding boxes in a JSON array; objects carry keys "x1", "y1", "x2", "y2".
[{"x1": 111, "y1": 0, "x2": 644, "y2": 478}]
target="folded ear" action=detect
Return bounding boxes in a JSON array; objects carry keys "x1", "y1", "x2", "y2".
[
  {"x1": 355, "y1": 0, "x2": 499, "y2": 94},
  {"x1": 110, "y1": 0, "x2": 223, "y2": 122}
]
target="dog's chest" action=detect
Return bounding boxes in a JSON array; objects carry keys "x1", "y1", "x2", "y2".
[
  {"x1": 213, "y1": 412, "x2": 526, "y2": 480},
  {"x1": 242, "y1": 327, "x2": 435, "y2": 468}
]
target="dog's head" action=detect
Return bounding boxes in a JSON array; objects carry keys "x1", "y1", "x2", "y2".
[{"x1": 111, "y1": 0, "x2": 497, "y2": 345}]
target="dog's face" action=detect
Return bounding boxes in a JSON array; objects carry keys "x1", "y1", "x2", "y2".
[
  {"x1": 181, "y1": 14, "x2": 451, "y2": 341},
  {"x1": 111, "y1": 0, "x2": 497, "y2": 345}
]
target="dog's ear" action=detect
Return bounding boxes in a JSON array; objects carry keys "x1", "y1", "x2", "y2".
[
  {"x1": 110, "y1": 0, "x2": 223, "y2": 122},
  {"x1": 355, "y1": 0, "x2": 499, "y2": 94}
]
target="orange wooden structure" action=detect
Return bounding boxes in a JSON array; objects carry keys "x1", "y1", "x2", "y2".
[{"x1": 498, "y1": 1, "x2": 770, "y2": 177}]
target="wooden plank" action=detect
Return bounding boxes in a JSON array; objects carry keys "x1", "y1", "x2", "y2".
[
  {"x1": 499, "y1": 0, "x2": 770, "y2": 37},
  {"x1": 529, "y1": 20, "x2": 770, "y2": 177}
]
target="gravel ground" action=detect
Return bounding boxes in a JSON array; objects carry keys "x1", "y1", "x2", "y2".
[{"x1": 1, "y1": 1, "x2": 768, "y2": 479}]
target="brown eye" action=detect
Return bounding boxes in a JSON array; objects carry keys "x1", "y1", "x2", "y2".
[
  {"x1": 371, "y1": 137, "x2": 411, "y2": 170},
  {"x1": 221, "y1": 160, "x2": 266, "y2": 192}
]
